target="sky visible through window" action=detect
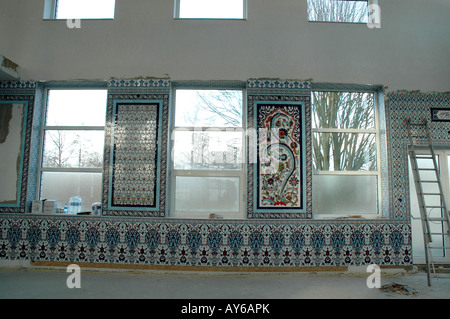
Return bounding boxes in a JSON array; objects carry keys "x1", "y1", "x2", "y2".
[
  {"x1": 178, "y1": 0, "x2": 245, "y2": 19},
  {"x1": 55, "y1": 0, "x2": 116, "y2": 19}
]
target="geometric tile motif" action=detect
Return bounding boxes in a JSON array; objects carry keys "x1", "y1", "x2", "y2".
[
  {"x1": 0, "y1": 216, "x2": 412, "y2": 267},
  {"x1": 386, "y1": 92, "x2": 450, "y2": 220},
  {"x1": 111, "y1": 103, "x2": 159, "y2": 207}
]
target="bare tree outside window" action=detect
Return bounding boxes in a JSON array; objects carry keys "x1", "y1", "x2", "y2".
[
  {"x1": 174, "y1": 90, "x2": 243, "y2": 169},
  {"x1": 312, "y1": 91, "x2": 377, "y2": 171},
  {"x1": 307, "y1": 0, "x2": 368, "y2": 23},
  {"x1": 43, "y1": 130, "x2": 104, "y2": 168}
]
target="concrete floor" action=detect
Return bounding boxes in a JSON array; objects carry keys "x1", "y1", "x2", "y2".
[{"x1": 0, "y1": 263, "x2": 449, "y2": 300}]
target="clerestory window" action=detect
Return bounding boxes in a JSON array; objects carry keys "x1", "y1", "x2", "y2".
[{"x1": 174, "y1": 0, "x2": 247, "y2": 19}]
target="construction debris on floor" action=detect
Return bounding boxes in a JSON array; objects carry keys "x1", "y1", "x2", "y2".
[{"x1": 380, "y1": 282, "x2": 418, "y2": 296}]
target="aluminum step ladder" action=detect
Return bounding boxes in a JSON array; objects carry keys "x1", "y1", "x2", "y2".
[{"x1": 406, "y1": 118, "x2": 450, "y2": 286}]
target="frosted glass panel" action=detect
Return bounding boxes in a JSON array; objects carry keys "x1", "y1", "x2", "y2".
[
  {"x1": 40, "y1": 172, "x2": 103, "y2": 212},
  {"x1": 313, "y1": 174, "x2": 378, "y2": 214},
  {"x1": 174, "y1": 176, "x2": 240, "y2": 217}
]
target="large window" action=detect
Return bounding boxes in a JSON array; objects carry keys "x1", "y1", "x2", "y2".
[
  {"x1": 174, "y1": 0, "x2": 247, "y2": 19},
  {"x1": 44, "y1": 0, "x2": 116, "y2": 19},
  {"x1": 38, "y1": 89, "x2": 107, "y2": 213},
  {"x1": 307, "y1": 0, "x2": 369, "y2": 23},
  {"x1": 311, "y1": 90, "x2": 381, "y2": 216},
  {"x1": 171, "y1": 88, "x2": 245, "y2": 218}
]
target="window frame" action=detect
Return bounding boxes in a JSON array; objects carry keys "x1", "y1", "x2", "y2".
[
  {"x1": 174, "y1": 0, "x2": 248, "y2": 20},
  {"x1": 37, "y1": 86, "x2": 108, "y2": 212},
  {"x1": 306, "y1": 0, "x2": 378, "y2": 24},
  {"x1": 311, "y1": 87, "x2": 383, "y2": 218},
  {"x1": 43, "y1": 0, "x2": 116, "y2": 20},
  {"x1": 169, "y1": 85, "x2": 247, "y2": 219}
]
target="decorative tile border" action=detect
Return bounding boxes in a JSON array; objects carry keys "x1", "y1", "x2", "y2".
[
  {"x1": 0, "y1": 215, "x2": 412, "y2": 267},
  {"x1": 109, "y1": 102, "x2": 161, "y2": 209},
  {"x1": 108, "y1": 78, "x2": 170, "y2": 88},
  {"x1": 0, "y1": 81, "x2": 36, "y2": 89},
  {"x1": 247, "y1": 79, "x2": 311, "y2": 90}
]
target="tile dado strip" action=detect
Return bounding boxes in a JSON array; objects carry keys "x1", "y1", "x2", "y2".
[{"x1": 0, "y1": 216, "x2": 412, "y2": 267}]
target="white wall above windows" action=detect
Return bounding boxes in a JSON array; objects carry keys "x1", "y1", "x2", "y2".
[{"x1": 1, "y1": 0, "x2": 447, "y2": 91}]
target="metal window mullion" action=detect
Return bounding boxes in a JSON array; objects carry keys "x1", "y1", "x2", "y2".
[
  {"x1": 374, "y1": 90, "x2": 383, "y2": 215},
  {"x1": 314, "y1": 170, "x2": 379, "y2": 175},
  {"x1": 174, "y1": 0, "x2": 181, "y2": 18},
  {"x1": 44, "y1": 126, "x2": 105, "y2": 131},
  {"x1": 40, "y1": 167, "x2": 103, "y2": 173},
  {"x1": 173, "y1": 169, "x2": 243, "y2": 177},
  {"x1": 312, "y1": 128, "x2": 377, "y2": 134},
  {"x1": 173, "y1": 126, "x2": 243, "y2": 132}
]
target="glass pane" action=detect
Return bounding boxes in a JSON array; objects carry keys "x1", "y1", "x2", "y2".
[
  {"x1": 55, "y1": 0, "x2": 116, "y2": 19},
  {"x1": 173, "y1": 130, "x2": 243, "y2": 170},
  {"x1": 313, "y1": 174, "x2": 378, "y2": 214},
  {"x1": 42, "y1": 130, "x2": 105, "y2": 168},
  {"x1": 46, "y1": 90, "x2": 107, "y2": 126},
  {"x1": 312, "y1": 132, "x2": 377, "y2": 171},
  {"x1": 311, "y1": 91, "x2": 375, "y2": 129},
  {"x1": 307, "y1": 0, "x2": 368, "y2": 23},
  {"x1": 40, "y1": 172, "x2": 102, "y2": 212},
  {"x1": 179, "y1": 0, "x2": 244, "y2": 19},
  {"x1": 174, "y1": 176, "x2": 241, "y2": 217},
  {"x1": 175, "y1": 89, "x2": 243, "y2": 127}
]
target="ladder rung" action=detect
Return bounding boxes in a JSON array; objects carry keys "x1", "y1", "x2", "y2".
[
  {"x1": 421, "y1": 193, "x2": 442, "y2": 196},
  {"x1": 420, "y1": 180, "x2": 439, "y2": 183},
  {"x1": 428, "y1": 246, "x2": 450, "y2": 250},
  {"x1": 429, "y1": 232, "x2": 449, "y2": 235},
  {"x1": 417, "y1": 168, "x2": 437, "y2": 171},
  {"x1": 416, "y1": 155, "x2": 433, "y2": 158}
]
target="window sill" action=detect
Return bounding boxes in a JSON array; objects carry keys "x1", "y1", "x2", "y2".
[
  {"x1": 314, "y1": 214, "x2": 387, "y2": 220},
  {"x1": 173, "y1": 18, "x2": 247, "y2": 21}
]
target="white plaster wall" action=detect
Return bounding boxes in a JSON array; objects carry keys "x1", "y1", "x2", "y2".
[{"x1": 0, "y1": 0, "x2": 449, "y2": 92}]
